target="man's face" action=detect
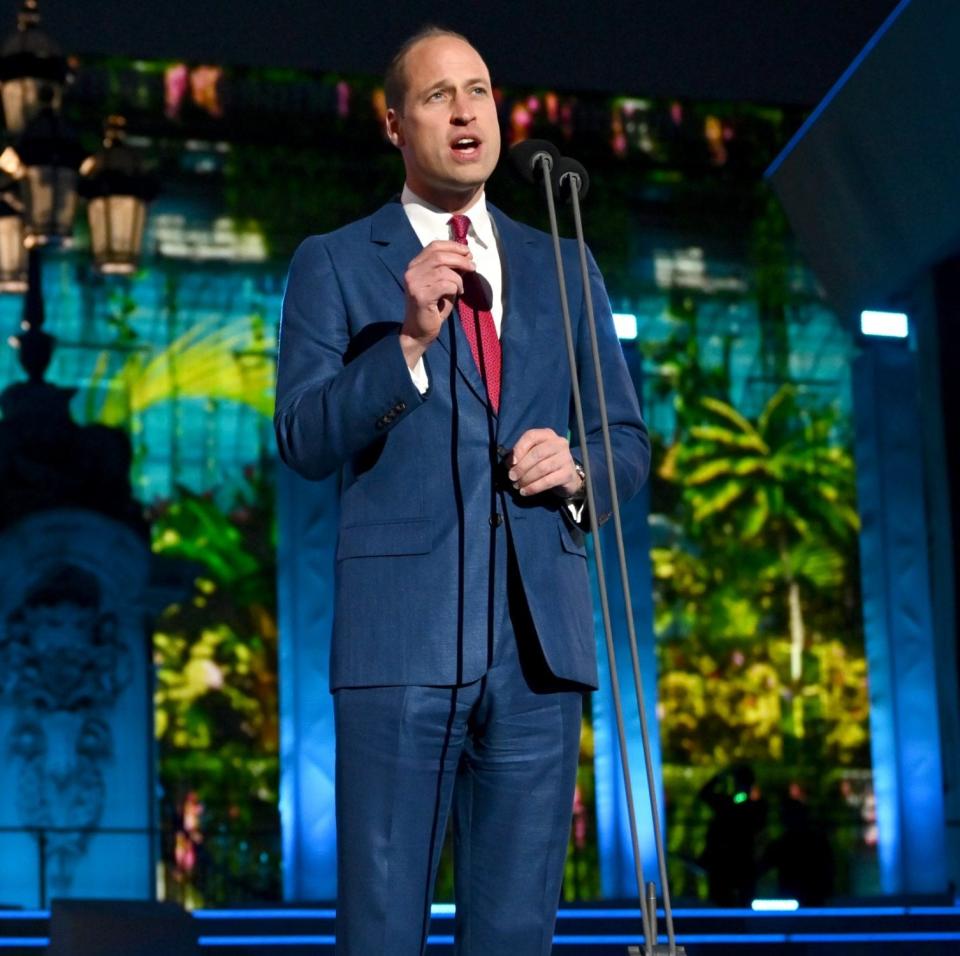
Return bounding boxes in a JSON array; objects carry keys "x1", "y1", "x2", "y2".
[{"x1": 386, "y1": 36, "x2": 501, "y2": 212}]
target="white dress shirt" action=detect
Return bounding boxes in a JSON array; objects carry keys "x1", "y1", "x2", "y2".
[{"x1": 401, "y1": 185, "x2": 503, "y2": 393}]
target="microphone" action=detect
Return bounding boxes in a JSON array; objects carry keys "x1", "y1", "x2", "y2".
[
  {"x1": 555, "y1": 156, "x2": 590, "y2": 202},
  {"x1": 509, "y1": 139, "x2": 560, "y2": 184}
]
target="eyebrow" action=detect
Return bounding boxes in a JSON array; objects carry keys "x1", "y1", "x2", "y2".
[{"x1": 419, "y1": 75, "x2": 490, "y2": 96}]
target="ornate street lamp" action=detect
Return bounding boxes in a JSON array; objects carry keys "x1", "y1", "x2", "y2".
[
  {"x1": 0, "y1": 5, "x2": 154, "y2": 361},
  {"x1": 80, "y1": 117, "x2": 158, "y2": 274},
  {"x1": 0, "y1": 0, "x2": 67, "y2": 136},
  {"x1": 0, "y1": 5, "x2": 156, "y2": 408}
]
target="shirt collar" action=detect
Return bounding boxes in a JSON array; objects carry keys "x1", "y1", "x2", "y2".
[{"x1": 400, "y1": 185, "x2": 495, "y2": 250}]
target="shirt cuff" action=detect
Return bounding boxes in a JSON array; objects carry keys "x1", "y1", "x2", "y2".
[
  {"x1": 409, "y1": 357, "x2": 429, "y2": 394},
  {"x1": 565, "y1": 499, "x2": 586, "y2": 524}
]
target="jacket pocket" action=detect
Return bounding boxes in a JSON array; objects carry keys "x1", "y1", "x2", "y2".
[
  {"x1": 558, "y1": 518, "x2": 588, "y2": 557},
  {"x1": 336, "y1": 518, "x2": 433, "y2": 559}
]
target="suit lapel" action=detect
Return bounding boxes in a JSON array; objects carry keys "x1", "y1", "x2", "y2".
[
  {"x1": 490, "y1": 206, "x2": 549, "y2": 443},
  {"x1": 370, "y1": 201, "x2": 489, "y2": 407},
  {"x1": 371, "y1": 201, "x2": 421, "y2": 291}
]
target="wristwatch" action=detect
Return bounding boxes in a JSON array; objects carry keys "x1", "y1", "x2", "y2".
[{"x1": 565, "y1": 460, "x2": 587, "y2": 502}]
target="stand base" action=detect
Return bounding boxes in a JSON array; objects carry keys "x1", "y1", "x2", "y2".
[{"x1": 627, "y1": 947, "x2": 688, "y2": 955}]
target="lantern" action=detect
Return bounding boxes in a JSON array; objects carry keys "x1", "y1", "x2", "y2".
[
  {"x1": 79, "y1": 117, "x2": 157, "y2": 274},
  {"x1": 15, "y1": 104, "x2": 83, "y2": 246},
  {"x1": 0, "y1": 184, "x2": 27, "y2": 291},
  {"x1": 0, "y1": 0, "x2": 67, "y2": 136}
]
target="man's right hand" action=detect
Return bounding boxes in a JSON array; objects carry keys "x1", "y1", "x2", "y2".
[{"x1": 399, "y1": 240, "x2": 474, "y2": 368}]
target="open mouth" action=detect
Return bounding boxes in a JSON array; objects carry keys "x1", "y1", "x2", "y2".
[{"x1": 451, "y1": 137, "x2": 481, "y2": 153}]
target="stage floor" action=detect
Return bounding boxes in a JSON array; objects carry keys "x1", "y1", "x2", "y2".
[{"x1": 3, "y1": 901, "x2": 960, "y2": 954}]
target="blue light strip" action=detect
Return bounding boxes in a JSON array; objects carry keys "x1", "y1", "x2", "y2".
[
  {"x1": 794, "y1": 932, "x2": 960, "y2": 943},
  {"x1": 195, "y1": 930, "x2": 960, "y2": 948},
  {"x1": 554, "y1": 935, "x2": 787, "y2": 945},
  {"x1": 199, "y1": 937, "x2": 336, "y2": 947},
  {"x1": 777, "y1": 906, "x2": 905, "y2": 917},
  {"x1": 677, "y1": 936, "x2": 786, "y2": 945},
  {"x1": 194, "y1": 909, "x2": 337, "y2": 920},
  {"x1": 0, "y1": 912, "x2": 49, "y2": 919},
  {"x1": 558, "y1": 905, "x2": 914, "y2": 918},
  {"x1": 764, "y1": 0, "x2": 914, "y2": 179},
  {"x1": 200, "y1": 936, "x2": 472, "y2": 948},
  {"x1": 558, "y1": 908, "x2": 648, "y2": 918},
  {"x1": 558, "y1": 933, "x2": 960, "y2": 945},
  {"x1": 0, "y1": 941, "x2": 49, "y2": 948}
]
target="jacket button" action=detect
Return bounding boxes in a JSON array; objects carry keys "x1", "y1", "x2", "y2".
[
  {"x1": 496, "y1": 444, "x2": 509, "y2": 459},
  {"x1": 489, "y1": 512, "x2": 503, "y2": 527}
]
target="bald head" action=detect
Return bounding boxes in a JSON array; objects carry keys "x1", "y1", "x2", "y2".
[{"x1": 384, "y1": 26, "x2": 474, "y2": 113}]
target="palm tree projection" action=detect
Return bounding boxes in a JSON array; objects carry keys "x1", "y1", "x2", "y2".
[{"x1": 662, "y1": 386, "x2": 858, "y2": 686}]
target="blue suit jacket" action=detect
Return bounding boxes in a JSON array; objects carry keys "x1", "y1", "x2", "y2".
[{"x1": 275, "y1": 199, "x2": 649, "y2": 690}]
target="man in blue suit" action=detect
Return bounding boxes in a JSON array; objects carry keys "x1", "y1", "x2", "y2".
[{"x1": 275, "y1": 26, "x2": 649, "y2": 956}]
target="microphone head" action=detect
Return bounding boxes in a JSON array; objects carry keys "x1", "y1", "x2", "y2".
[
  {"x1": 509, "y1": 139, "x2": 561, "y2": 184},
  {"x1": 556, "y1": 156, "x2": 590, "y2": 202}
]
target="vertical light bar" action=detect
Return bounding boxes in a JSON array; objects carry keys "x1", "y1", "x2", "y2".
[{"x1": 852, "y1": 344, "x2": 947, "y2": 893}]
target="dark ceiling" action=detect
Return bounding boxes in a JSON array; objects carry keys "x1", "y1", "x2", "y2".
[{"x1": 5, "y1": 0, "x2": 902, "y2": 105}]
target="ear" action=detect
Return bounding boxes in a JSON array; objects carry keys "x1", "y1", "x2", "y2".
[{"x1": 385, "y1": 108, "x2": 404, "y2": 148}]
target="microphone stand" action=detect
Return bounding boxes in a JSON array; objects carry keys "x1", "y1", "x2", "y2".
[
  {"x1": 558, "y1": 157, "x2": 683, "y2": 956},
  {"x1": 519, "y1": 143, "x2": 686, "y2": 956}
]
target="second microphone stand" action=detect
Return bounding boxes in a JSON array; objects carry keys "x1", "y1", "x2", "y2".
[{"x1": 519, "y1": 140, "x2": 686, "y2": 956}]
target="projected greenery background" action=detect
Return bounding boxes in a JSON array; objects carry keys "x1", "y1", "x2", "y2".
[{"x1": 0, "y1": 56, "x2": 874, "y2": 905}]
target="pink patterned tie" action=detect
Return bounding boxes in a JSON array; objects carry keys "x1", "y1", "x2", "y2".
[{"x1": 449, "y1": 214, "x2": 501, "y2": 413}]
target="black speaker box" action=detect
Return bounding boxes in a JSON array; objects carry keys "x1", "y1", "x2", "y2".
[{"x1": 47, "y1": 899, "x2": 198, "y2": 956}]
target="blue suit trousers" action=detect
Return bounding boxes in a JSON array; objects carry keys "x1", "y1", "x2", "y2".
[{"x1": 334, "y1": 538, "x2": 584, "y2": 956}]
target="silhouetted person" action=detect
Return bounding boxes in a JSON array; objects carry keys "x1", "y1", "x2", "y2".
[
  {"x1": 762, "y1": 797, "x2": 834, "y2": 905},
  {"x1": 698, "y1": 764, "x2": 767, "y2": 906}
]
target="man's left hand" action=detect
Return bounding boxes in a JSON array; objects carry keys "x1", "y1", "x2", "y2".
[{"x1": 507, "y1": 428, "x2": 582, "y2": 498}]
